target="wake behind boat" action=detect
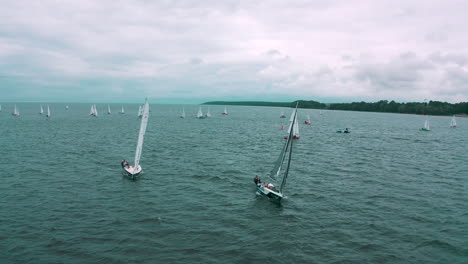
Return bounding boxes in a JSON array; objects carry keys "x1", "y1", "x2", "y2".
[
  {"x1": 254, "y1": 103, "x2": 298, "y2": 202},
  {"x1": 122, "y1": 98, "x2": 150, "y2": 180}
]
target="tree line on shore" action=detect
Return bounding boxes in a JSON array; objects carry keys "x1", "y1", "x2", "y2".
[{"x1": 204, "y1": 100, "x2": 468, "y2": 115}]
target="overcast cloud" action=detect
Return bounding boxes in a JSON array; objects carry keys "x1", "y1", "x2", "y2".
[{"x1": 1, "y1": 0, "x2": 467, "y2": 103}]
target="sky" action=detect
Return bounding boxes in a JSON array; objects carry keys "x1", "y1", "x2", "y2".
[{"x1": 1, "y1": 0, "x2": 468, "y2": 104}]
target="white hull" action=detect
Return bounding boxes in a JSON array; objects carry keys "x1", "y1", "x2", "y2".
[{"x1": 122, "y1": 165, "x2": 142, "y2": 179}]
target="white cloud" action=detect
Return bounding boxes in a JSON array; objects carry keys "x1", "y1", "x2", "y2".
[{"x1": 0, "y1": 0, "x2": 468, "y2": 102}]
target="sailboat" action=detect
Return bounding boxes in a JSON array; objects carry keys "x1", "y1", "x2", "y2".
[
  {"x1": 39, "y1": 105, "x2": 44, "y2": 115},
  {"x1": 90, "y1": 104, "x2": 98, "y2": 117},
  {"x1": 12, "y1": 105, "x2": 20, "y2": 116},
  {"x1": 280, "y1": 110, "x2": 286, "y2": 118},
  {"x1": 137, "y1": 105, "x2": 143, "y2": 118},
  {"x1": 121, "y1": 98, "x2": 150, "y2": 179},
  {"x1": 180, "y1": 107, "x2": 186, "y2": 118},
  {"x1": 450, "y1": 115, "x2": 457, "y2": 128},
  {"x1": 284, "y1": 110, "x2": 300, "y2": 139},
  {"x1": 46, "y1": 105, "x2": 51, "y2": 118},
  {"x1": 222, "y1": 106, "x2": 229, "y2": 115},
  {"x1": 420, "y1": 116, "x2": 430, "y2": 131},
  {"x1": 254, "y1": 103, "x2": 298, "y2": 201},
  {"x1": 205, "y1": 107, "x2": 211, "y2": 118},
  {"x1": 197, "y1": 107, "x2": 205, "y2": 119},
  {"x1": 66, "y1": 105, "x2": 69, "y2": 110},
  {"x1": 304, "y1": 115, "x2": 311, "y2": 125},
  {"x1": 107, "y1": 104, "x2": 111, "y2": 115},
  {"x1": 119, "y1": 106, "x2": 125, "y2": 114}
]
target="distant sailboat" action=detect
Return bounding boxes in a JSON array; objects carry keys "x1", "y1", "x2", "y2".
[
  {"x1": 12, "y1": 105, "x2": 20, "y2": 116},
  {"x1": 420, "y1": 116, "x2": 430, "y2": 131},
  {"x1": 66, "y1": 105, "x2": 69, "y2": 110},
  {"x1": 39, "y1": 105, "x2": 44, "y2": 115},
  {"x1": 205, "y1": 107, "x2": 211, "y2": 118},
  {"x1": 121, "y1": 98, "x2": 150, "y2": 180},
  {"x1": 180, "y1": 107, "x2": 186, "y2": 118},
  {"x1": 119, "y1": 106, "x2": 125, "y2": 114},
  {"x1": 90, "y1": 104, "x2": 98, "y2": 117},
  {"x1": 107, "y1": 104, "x2": 111, "y2": 115},
  {"x1": 280, "y1": 110, "x2": 286, "y2": 118},
  {"x1": 450, "y1": 115, "x2": 457, "y2": 128},
  {"x1": 254, "y1": 103, "x2": 298, "y2": 202},
  {"x1": 137, "y1": 105, "x2": 143, "y2": 118},
  {"x1": 197, "y1": 107, "x2": 205, "y2": 119},
  {"x1": 284, "y1": 110, "x2": 300, "y2": 139},
  {"x1": 222, "y1": 106, "x2": 228, "y2": 115},
  {"x1": 46, "y1": 105, "x2": 51, "y2": 118},
  {"x1": 304, "y1": 115, "x2": 311, "y2": 125}
]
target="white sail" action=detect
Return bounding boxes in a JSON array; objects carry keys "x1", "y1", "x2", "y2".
[
  {"x1": 286, "y1": 110, "x2": 299, "y2": 137},
  {"x1": 293, "y1": 115, "x2": 299, "y2": 137},
  {"x1": 197, "y1": 107, "x2": 203, "y2": 118},
  {"x1": 120, "y1": 106, "x2": 125, "y2": 114},
  {"x1": 424, "y1": 118, "x2": 430, "y2": 130},
  {"x1": 223, "y1": 106, "x2": 228, "y2": 114},
  {"x1": 181, "y1": 107, "x2": 186, "y2": 118},
  {"x1": 138, "y1": 105, "x2": 143, "y2": 117},
  {"x1": 307, "y1": 115, "x2": 311, "y2": 123},
  {"x1": 133, "y1": 99, "x2": 150, "y2": 173},
  {"x1": 107, "y1": 104, "x2": 111, "y2": 114},
  {"x1": 450, "y1": 116, "x2": 457, "y2": 127},
  {"x1": 13, "y1": 104, "x2": 19, "y2": 116},
  {"x1": 206, "y1": 108, "x2": 211, "y2": 117},
  {"x1": 40, "y1": 105, "x2": 44, "y2": 114},
  {"x1": 90, "y1": 105, "x2": 95, "y2": 116},
  {"x1": 46, "y1": 105, "x2": 50, "y2": 118},
  {"x1": 66, "y1": 105, "x2": 69, "y2": 110},
  {"x1": 94, "y1": 104, "x2": 98, "y2": 117}
]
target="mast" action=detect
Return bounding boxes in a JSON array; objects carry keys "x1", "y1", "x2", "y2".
[
  {"x1": 280, "y1": 103, "x2": 298, "y2": 193},
  {"x1": 133, "y1": 98, "x2": 150, "y2": 173}
]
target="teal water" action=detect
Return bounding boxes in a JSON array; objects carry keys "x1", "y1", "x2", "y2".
[{"x1": 0, "y1": 103, "x2": 466, "y2": 263}]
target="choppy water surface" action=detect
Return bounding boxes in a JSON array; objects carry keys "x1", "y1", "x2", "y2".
[{"x1": 1, "y1": 103, "x2": 466, "y2": 263}]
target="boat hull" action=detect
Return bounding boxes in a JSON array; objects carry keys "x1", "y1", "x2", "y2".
[
  {"x1": 122, "y1": 165, "x2": 142, "y2": 180},
  {"x1": 256, "y1": 185, "x2": 283, "y2": 201}
]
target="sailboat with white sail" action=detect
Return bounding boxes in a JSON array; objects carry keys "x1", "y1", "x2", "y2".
[
  {"x1": 66, "y1": 105, "x2": 69, "y2": 110},
  {"x1": 39, "y1": 105, "x2": 44, "y2": 115},
  {"x1": 284, "y1": 109, "x2": 300, "y2": 139},
  {"x1": 137, "y1": 105, "x2": 143, "y2": 118},
  {"x1": 90, "y1": 104, "x2": 98, "y2": 117},
  {"x1": 119, "y1": 106, "x2": 125, "y2": 114},
  {"x1": 205, "y1": 107, "x2": 211, "y2": 118},
  {"x1": 180, "y1": 107, "x2": 186, "y2": 118},
  {"x1": 12, "y1": 105, "x2": 20, "y2": 116},
  {"x1": 197, "y1": 107, "x2": 205, "y2": 119},
  {"x1": 304, "y1": 114, "x2": 311, "y2": 125},
  {"x1": 222, "y1": 106, "x2": 228, "y2": 115},
  {"x1": 254, "y1": 103, "x2": 298, "y2": 201},
  {"x1": 420, "y1": 116, "x2": 430, "y2": 131},
  {"x1": 46, "y1": 105, "x2": 51, "y2": 118},
  {"x1": 121, "y1": 98, "x2": 150, "y2": 180},
  {"x1": 107, "y1": 105, "x2": 111, "y2": 115},
  {"x1": 450, "y1": 115, "x2": 457, "y2": 128}
]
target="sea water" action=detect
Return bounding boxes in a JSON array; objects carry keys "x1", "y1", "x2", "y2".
[{"x1": 0, "y1": 103, "x2": 466, "y2": 263}]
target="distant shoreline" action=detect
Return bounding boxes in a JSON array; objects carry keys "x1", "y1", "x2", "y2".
[{"x1": 203, "y1": 100, "x2": 468, "y2": 116}]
